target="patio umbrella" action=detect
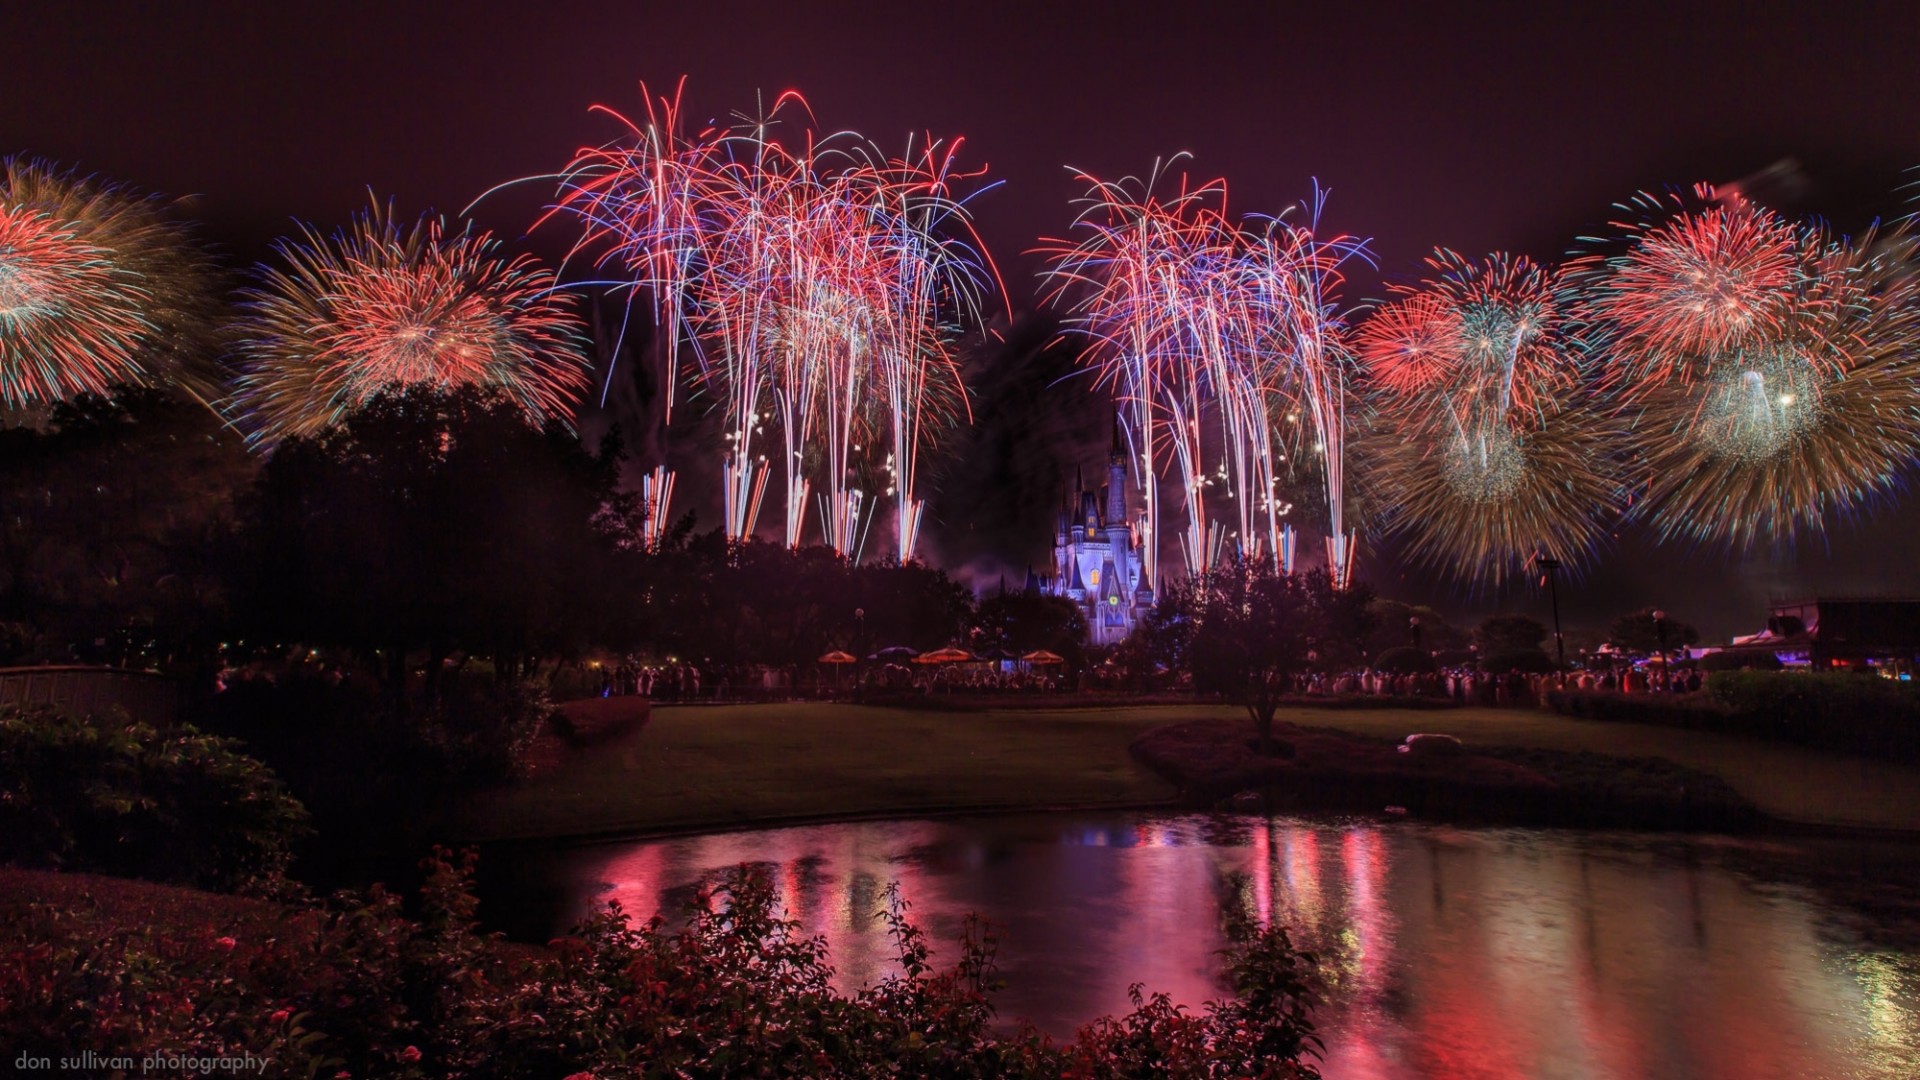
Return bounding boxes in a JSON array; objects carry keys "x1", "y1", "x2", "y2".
[
  {"x1": 916, "y1": 647, "x2": 977, "y2": 664},
  {"x1": 818, "y1": 650, "x2": 857, "y2": 690},
  {"x1": 1021, "y1": 649, "x2": 1066, "y2": 665},
  {"x1": 867, "y1": 646, "x2": 919, "y2": 663}
]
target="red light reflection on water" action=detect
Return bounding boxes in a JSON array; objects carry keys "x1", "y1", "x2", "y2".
[{"x1": 560, "y1": 816, "x2": 1919, "y2": 1079}]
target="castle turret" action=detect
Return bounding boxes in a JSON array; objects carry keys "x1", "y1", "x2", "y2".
[{"x1": 1106, "y1": 415, "x2": 1128, "y2": 528}]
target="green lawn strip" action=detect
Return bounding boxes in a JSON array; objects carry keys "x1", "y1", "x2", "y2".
[
  {"x1": 453, "y1": 703, "x2": 1190, "y2": 841},
  {"x1": 454, "y1": 701, "x2": 1920, "y2": 841}
]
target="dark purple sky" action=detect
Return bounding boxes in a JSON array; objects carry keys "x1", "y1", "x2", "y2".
[{"x1": 7, "y1": 0, "x2": 1920, "y2": 637}]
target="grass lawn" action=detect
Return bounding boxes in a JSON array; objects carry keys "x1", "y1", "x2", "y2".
[
  {"x1": 1287, "y1": 705, "x2": 1920, "y2": 832},
  {"x1": 452, "y1": 700, "x2": 1920, "y2": 841},
  {"x1": 452, "y1": 702, "x2": 1201, "y2": 841}
]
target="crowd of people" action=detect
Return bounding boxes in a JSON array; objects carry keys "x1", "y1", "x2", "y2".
[
  {"x1": 582, "y1": 652, "x2": 1710, "y2": 708},
  {"x1": 1296, "y1": 664, "x2": 1705, "y2": 707},
  {"x1": 598, "y1": 660, "x2": 703, "y2": 701}
]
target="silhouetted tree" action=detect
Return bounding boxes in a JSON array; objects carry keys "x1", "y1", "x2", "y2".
[
  {"x1": 233, "y1": 385, "x2": 627, "y2": 705},
  {"x1": 1608, "y1": 609, "x2": 1700, "y2": 657},
  {"x1": 1149, "y1": 561, "x2": 1372, "y2": 755},
  {"x1": 1474, "y1": 613, "x2": 1550, "y2": 655},
  {"x1": 0, "y1": 387, "x2": 252, "y2": 667},
  {"x1": 975, "y1": 586, "x2": 1089, "y2": 666}
]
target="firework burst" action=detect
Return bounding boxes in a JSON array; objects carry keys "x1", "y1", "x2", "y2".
[
  {"x1": 1359, "y1": 251, "x2": 1618, "y2": 584},
  {"x1": 1576, "y1": 185, "x2": 1920, "y2": 545},
  {"x1": 1621, "y1": 224, "x2": 1920, "y2": 545},
  {"x1": 0, "y1": 158, "x2": 215, "y2": 411},
  {"x1": 233, "y1": 203, "x2": 590, "y2": 448}
]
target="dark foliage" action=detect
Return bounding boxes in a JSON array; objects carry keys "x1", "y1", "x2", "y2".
[
  {"x1": 1472, "y1": 614, "x2": 1548, "y2": 655},
  {"x1": 0, "y1": 388, "x2": 251, "y2": 669},
  {"x1": 198, "y1": 671, "x2": 552, "y2": 871},
  {"x1": 0, "y1": 855, "x2": 1324, "y2": 1079},
  {"x1": 1478, "y1": 647, "x2": 1558, "y2": 674},
  {"x1": 1608, "y1": 609, "x2": 1701, "y2": 656},
  {"x1": 1139, "y1": 560, "x2": 1378, "y2": 753},
  {"x1": 1371, "y1": 646, "x2": 1436, "y2": 674},
  {"x1": 231, "y1": 385, "x2": 631, "y2": 702},
  {"x1": 975, "y1": 586, "x2": 1090, "y2": 666},
  {"x1": 1548, "y1": 672, "x2": 1920, "y2": 760},
  {"x1": 639, "y1": 532, "x2": 978, "y2": 668},
  {"x1": 0, "y1": 705, "x2": 308, "y2": 893},
  {"x1": 1363, "y1": 599, "x2": 1467, "y2": 659}
]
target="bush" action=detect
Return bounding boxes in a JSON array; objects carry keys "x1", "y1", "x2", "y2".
[
  {"x1": 0, "y1": 706, "x2": 309, "y2": 893},
  {"x1": 203, "y1": 671, "x2": 553, "y2": 800},
  {"x1": 1703, "y1": 671, "x2": 1920, "y2": 759},
  {"x1": 0, "y1": 855, "x2": 1326, "y2": 1079},
  {"x1": 1547, "y1": 672, "x2": 1920, "y2": 761},
  {"x1": 1372, "y1": 646, "x2": 1436, "y2": 674},
  {"x1": 1544, "y1": 689, "x2": 1726, "y2": 728},
  {"x1": 419, "y1": 678, "x2": 553, "y2": 784}
]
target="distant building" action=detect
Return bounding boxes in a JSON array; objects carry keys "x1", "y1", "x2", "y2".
[
  {"x1": 1031, "y1": 423, "x2": 1154, "y2": 647},
  {"x1": 1724, "y1": 597, "x2": 1920, "y2": 671}
]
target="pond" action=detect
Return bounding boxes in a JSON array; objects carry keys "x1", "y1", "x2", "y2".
[{"x1": 482, "y1": 813, "x2": 1920, "y2": 1079}]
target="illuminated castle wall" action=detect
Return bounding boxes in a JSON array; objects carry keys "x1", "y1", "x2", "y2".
[{"x1": 1040, "y1": 425, "x2": 1154, "y2": 647}]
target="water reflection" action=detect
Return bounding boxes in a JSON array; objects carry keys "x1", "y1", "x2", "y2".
[{"x1": 529, "y1": 815, "x2": 1920, "y2": 1079}]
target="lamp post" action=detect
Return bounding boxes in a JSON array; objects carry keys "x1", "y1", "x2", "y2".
[
  {"x1": 1536, "y1": 554, "x2": 1565, "y2": 668},
  {"x1": 1409, "y1": 615, "x2": 1422, "y2": 651},
  {"x1": 1652, "y1": 609, "x2": 1669, "y2": 676}
]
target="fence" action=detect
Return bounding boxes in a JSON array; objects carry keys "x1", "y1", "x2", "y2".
[{"x1": 0, "y1": 665, "x2": 180, "y2": 726}]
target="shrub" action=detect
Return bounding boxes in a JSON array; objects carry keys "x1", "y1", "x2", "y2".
[
  {"x1": 1703, "y1": 671, "x2": 1920, "y2": 759},
  {"x1": 419, "y1": 678, "x2": 553, "y2": 784},
  {"x1": 0, "y1": 855, "x2": 1326, "y2": 1079},
  {"x1": 1547, "y1": 672, "x2": 1920, "y2": 761},
  {"x1": 0, "y1": 706, "x2": 309, "y2": 893},
  {"x1": 1544, "y1": 690, "x2": 1726, "y2": 728},
  {"x1": 1372, "y1": 646, "x2": 1436, "y2": 674},
  {"x1": 201, "y1": 671, "x2": 555, "y2": 825}
]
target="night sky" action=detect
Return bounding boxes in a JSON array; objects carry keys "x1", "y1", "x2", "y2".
[{"x1": 8, "y1": 0, "x2": 1920, "y2": 639}]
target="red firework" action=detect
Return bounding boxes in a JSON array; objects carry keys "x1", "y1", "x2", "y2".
[
  {"x1": 234, "y1": 204, "x2": 591, "y2": 447},
  {"x1": 1578, "y1": 184, "x2": 1799, "y2": 376},
  {"x1": 1354, "y1": 291, "x2": 1463, "y2": 395}
]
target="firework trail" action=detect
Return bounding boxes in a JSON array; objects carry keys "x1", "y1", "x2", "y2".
[
  {"x1": 1242, "y1": 195, "x2": 1372, "y2": 587},
  {"x1": 1044, "y1": 164, "x2": 1367, "y2": 587},
  {"x1": 232, "y1": 202, "x2": 591, "y2": 448},
  {"x1": 1572, "y1": 184, "x2": 1920, "y2": 545},
  {"x1": 550, "y1": 84, "x2": 996, "y2": 561},
  {"x1": 0, "y1": 158, "x2": 216, "y2": 411},
  {"x1": 1357, "y1": 251, "x2": 1617, "y2": 585},
  {"x1": 1043, "y1": 163, "x2": 1226, "y2": 586}
]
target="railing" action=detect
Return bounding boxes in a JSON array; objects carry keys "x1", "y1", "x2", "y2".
[{"x1": 0, "y1": 665, "x2": 180, "y2": 726}]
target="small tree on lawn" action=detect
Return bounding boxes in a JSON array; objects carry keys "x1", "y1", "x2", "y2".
[{"x1": 1159, "y1": 557, "x2": 1326, "y2": 756}]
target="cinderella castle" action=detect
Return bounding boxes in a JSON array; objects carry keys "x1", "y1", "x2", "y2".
[{"x1": 1027, "y1": 422, "x2": 1155, "y2": 646}]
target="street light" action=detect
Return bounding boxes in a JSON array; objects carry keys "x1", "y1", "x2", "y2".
[
  {"x1": 1652, "y1": 609, "x2": 1669, "y2": 672},
  {"x1": 1409, "y1": 615, "x2": 1422, "y2": 651},
  {"x1": 1536, "y1": 553, "x2": 1565, "y2": 668}
]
